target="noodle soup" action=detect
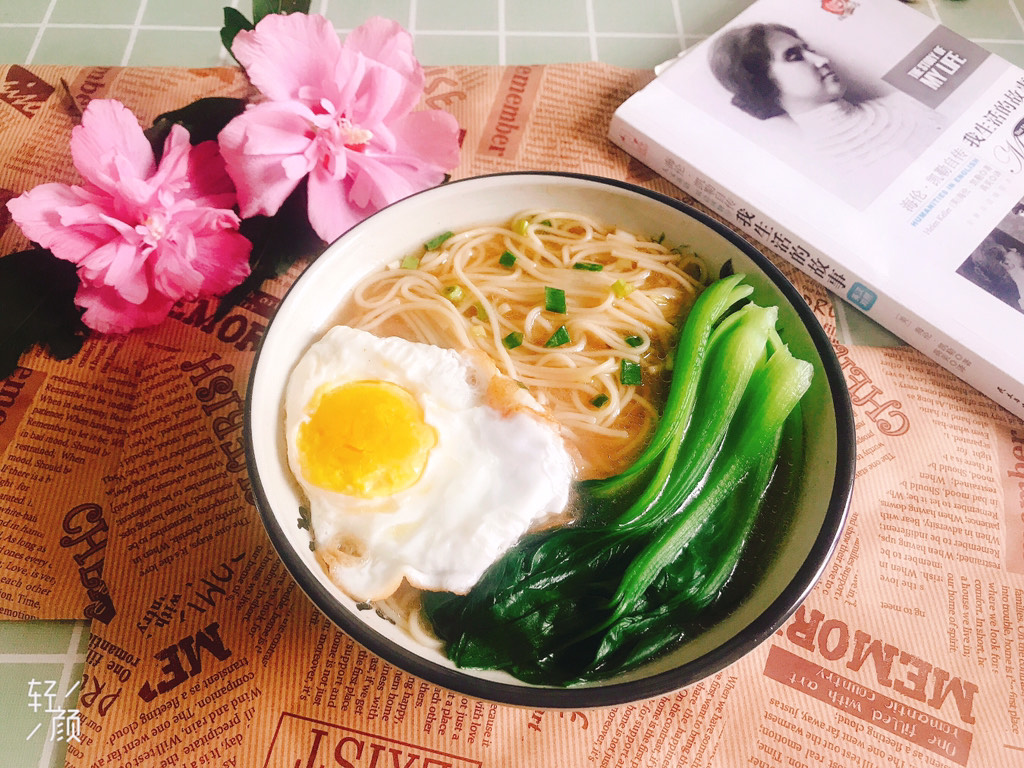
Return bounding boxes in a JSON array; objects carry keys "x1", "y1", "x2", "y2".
[
  {"x1": 337, "y1": 210, "x2": 708, "y2": 479},
  {"x1": 247, "y1": 172, "x2": 854, "y2": 705}
]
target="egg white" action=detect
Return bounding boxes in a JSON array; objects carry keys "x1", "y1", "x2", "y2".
[{"x1": 285, "y1": 325, "x2": 574, "y2": 602}]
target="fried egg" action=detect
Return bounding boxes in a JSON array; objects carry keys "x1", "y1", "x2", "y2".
[{"x1": 285, "y1": 325, "x2": 575, "y2": 602}]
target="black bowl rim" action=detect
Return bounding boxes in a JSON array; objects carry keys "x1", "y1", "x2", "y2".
[{"x1": 244, "y1": 170, "x2": 856, "y2": 709}]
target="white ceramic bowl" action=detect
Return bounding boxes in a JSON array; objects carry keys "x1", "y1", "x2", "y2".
[{"x1": 245, "y1": 172, "x2": 855, "y2": 707}]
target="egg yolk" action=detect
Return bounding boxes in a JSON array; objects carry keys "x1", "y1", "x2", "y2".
[{"x1": 298, "y1": 380, "x2": 438, "y2": 498}]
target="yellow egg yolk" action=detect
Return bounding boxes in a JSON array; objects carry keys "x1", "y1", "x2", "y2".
[{"x1": 297, "y1": 380, "x2": 437, "y2": 498}]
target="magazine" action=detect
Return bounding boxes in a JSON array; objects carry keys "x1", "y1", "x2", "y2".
[{"x1": 609, "y1": 0, "x2": 1024, "y2": 422}]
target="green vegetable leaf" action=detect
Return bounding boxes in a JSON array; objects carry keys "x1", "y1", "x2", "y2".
[
  {"x1": 422, "y1": 274, "x2": 814, "y2": 686},
  {"x1": 584, "y1": 273, "x2": 752, "y2": 501},
  {"x1": 502, "y1": 331, "x2": 523, "y2": 349},
  {"x1": 619, "y1": 359, "x2": 642, "y2": 386},
  {"x1": 144, "y1": 97, "x2": 247, "y2": 157},
  {"x1": 424, "y1": 231, "x2": 454, "y2": 250},
  {"x1": 220, "y1": 7, "x2": 255, "y2": 63},
  {"x1": 214, "y1": 180, "x2": 322, "y2": 320},
  {"x1": 443, "y1": 285, "x2": 465, "y2": 304},
  {"x1": 544, "y1": 325, "x2": 570, "y2": 348},
  {"x1": 544, "y1": 286, "x2": 567, "y2": 314},
  {"x1": 0, "y1": 249, "x2": 89, "y2": 379}
]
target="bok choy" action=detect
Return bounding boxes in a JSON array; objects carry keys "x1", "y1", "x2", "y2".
[{"x1": 421, "y1": 273, "x2": 813, "y2": 685}]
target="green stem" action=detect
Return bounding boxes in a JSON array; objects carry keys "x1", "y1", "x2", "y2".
[{"x1": 609, "y1": 346, "x2": 812, "y2": 621}]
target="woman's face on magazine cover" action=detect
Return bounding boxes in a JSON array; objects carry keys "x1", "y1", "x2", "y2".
[{"x1": 764, "y1": 29, "x2": 845, "y2": 113}]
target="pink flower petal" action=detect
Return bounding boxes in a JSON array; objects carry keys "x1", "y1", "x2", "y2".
[
  {"x1": 305, "y1": 169, "x2": 366, "y2": 243},
  {"x1": 219, "y1": 102, "x2": 317, "y2": 218},
  {"x1": 189, "y1": 229, "x2": 252, "y2": 295},
  {"x1": 389, "y1": 110, "x2": 462, "y2": 172},
  {"x1": 7, "y1": 183, "x2": 119, "y2": 263},
  {"x1": 75, "y1": 281, "x2": 174, "y2": 335},
  {"x1": 78, "y1": 238, "x2": 150, "y2": 304},
  {"x1": 70, "y1": 100, "x2": 155, "y2": 196},
  {"x1": 344, "y1": 17, "x2": 423, "y2": 119},
  {"x1": 346, "y1": 62, "x2": 419, "y2": 136},
  {"x1": 181, "y1": 140, "x2": 240, "y2": 210},
  {"x1": 232, "y1": 12, "x2": 342, "y2": 104},
  {"x1": 145, "y1": 124, "x2": 192, "y2": 197},
  {"x1": 345, "y1": 153, "x2": 425, "y2": 209},
  {"x1": 10, "y1": 97, "x2": 251, "y2": 335},
  {"x1": 151, "y1": 234, "x2": 204, "y2": 299}
]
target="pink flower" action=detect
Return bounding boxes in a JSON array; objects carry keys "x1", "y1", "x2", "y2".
[
  {"x1": 7, "y1": 99, "x2": 252, "y2": 334},
  {"x1": 218, "y1": 13, "x2": 461, "y2": 243}
]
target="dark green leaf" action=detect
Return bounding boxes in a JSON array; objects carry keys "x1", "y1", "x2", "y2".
[
  {"x1": 144, "y1": 97, "x2": 247, "y2": 158},
  {"x1": 0, "y1": 249, "x2": 88, "y2": 379},
  {"x1": 220, "y1": 7, "x2": 255, "y2": 64},
  {"x1": 252, "y1": 0, "x2": 312, "y2": 24},
  {"x1": 214, "y1": 180, "x2": 323, "y2": 320}
]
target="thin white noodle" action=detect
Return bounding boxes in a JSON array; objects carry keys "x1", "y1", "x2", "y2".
[{"x1": 338, "y1": 210, "x2": 705, "y2": 478}]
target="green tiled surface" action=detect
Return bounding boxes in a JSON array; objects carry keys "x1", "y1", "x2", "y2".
[
  {"x1": 414, "y1": 0, "x2": 499, "y2": 31},
  {"x1": 505, "y1": 34, "x2": 594, "y2": 65},
  {"x1": 506, "y1": 0, "x2": 589, "y2": 33},
  {"x1": 3, "y1": 1, "x2": 1023, "y2": 766},
  {"x1": 592, "y1": 0, "x2": 679, "y2": 35},
  {"x1": 48, "y1": 0, "x2": 143, "y2": 26},
  {"x1": 31, "y1": 26, "x2": 134, "y2": 67},
  {"x1": 0, "y1": 0, "x2": 49, "y2": 24},
  {"x1": 322, "y1": 0, "x2": 413, "y2": 28},
  {"x1": 2, "y1": 25, "x2": 38, "y2": 63},
  {"x1": 142, "y1": 0, "x2": 228, "y2": 27},
  {"x1": 4, "y1": 0, "x2": 1024, "y2": 70},
  {"x1": 0, "y1": 622, "x2": 87, "y2": 768}
]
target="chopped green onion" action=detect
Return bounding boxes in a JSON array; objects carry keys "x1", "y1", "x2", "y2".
[
  {"x1": 473, "y1": 302, "x2": 489, "y2": 321},
  {"x1": 573, "y1": 261, "x2": 604, "y2": 271},
  {"x1": 611, "y1": 279, "x2": 634, "y2": 298},
  {"x1": 400, "y1": 253, "x2": 421, "y2": 269},
  {"x1": 624, "y1": 335, "x2": 644, "y2": 348},
  {"x1": 512, "y1": 219, "x2": 529, "y2": 236},
  {"x1": 544, "y1": 286, "x2": 567, "y2": 314},
  {"x1": 502, "y1": 331, "x2": 524, "y2": 349},
  {"x1": 540, "y1": 219, "x2": 553, "y2": 227},
  {"x1": 591, "y1": 393, "x2": 610, "y2": 408},
  {"x1": 499, "y1": 250, "x2": 517, "y2": 268},
  {"x1": 443, "y1": 285, "x2": 465, "y2": 303},
  {"x1": 653, "y1": 232, "x2": 666, "y2": 244},
  {"x1": 620, "y1": 359, "x2": 643, "y2": 386},
  {"x1": 424, "y1": 231, "x2": 454, "y2": 250},
  {"x1": 544, "y1": 325, "x2": 570, "y2": 348}
]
